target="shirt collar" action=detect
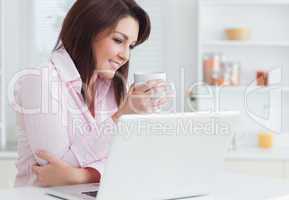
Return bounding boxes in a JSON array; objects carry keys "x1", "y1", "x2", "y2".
[
  {"x1": 50, "y1": 47, "x2": 81, "y2": 83},
  {"x1": 49, "y1": 47, "x2": 113, "y2": 98}
]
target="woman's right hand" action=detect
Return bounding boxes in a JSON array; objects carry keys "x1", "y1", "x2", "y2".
[{"x1": 112, "y1": 80, "x2": 167, "y2": 122}]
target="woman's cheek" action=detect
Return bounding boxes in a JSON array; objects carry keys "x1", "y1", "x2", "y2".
[{"x1": 110, "y1": 42, "x2": 124, "y2": 55}]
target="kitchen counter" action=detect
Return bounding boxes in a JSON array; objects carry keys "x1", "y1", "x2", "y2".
[
  {"x1": 0, "y1": 151, "x2": 17, "y2": 160},
  {"x1": 1, "y1": 146, "x2": 289, "y2": 161},
  {"x1": 0, "y1": 143, "x2": 17, "y2": 160},
  {"x1": 226, "y1": 146, "x2": 289, "y2": 161}
]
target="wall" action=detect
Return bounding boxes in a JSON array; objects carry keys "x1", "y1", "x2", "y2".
[
  {"x1": 163, "y1": 0, "x2": 198, "y2": 112},
  {"x1": 129, "y1": 0, "x2": 199, "y2": 112},
  {"x1": 1, "y1": 0, "x2": 35, "y2": 145},
  {"x1": 3, "y1": 0, "x2": 22, "y2": 144}
]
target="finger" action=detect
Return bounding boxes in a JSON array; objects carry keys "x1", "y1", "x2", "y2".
[
  {"x1": 145, "y1": 79, "x2": 165, "y2": 85},
  {"x1": 131, "y1": 90, "x2": 154, "y2": 101},
  {"x1": 151, "y1": 85, "x2": 167, "y2": 94},
  {"x1": 145, "y1": 79, "x2": 167, "y2": 89},
  {"x1": 152, "y1": 97, "x2": 168, "y2": 107},
  {"x1": 158, "y1": 97, "x2": 169, "y2": 106},
  {"x1": 36, "y1": 150, "x2": 60, "y2": 164},
  {"x1": 32, "y1": 165, "x2": 41, "y2": 175},
  {"x1": 143, "y1": 89, "x2": 154, "y2": 96},
  {"x1": 133, "y1": 83, "x2": 151, "y2": 93}
]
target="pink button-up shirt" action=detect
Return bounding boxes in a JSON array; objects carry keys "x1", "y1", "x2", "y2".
[{"x1": 14, "y1": 48, "x2": 118, "y2": 187}]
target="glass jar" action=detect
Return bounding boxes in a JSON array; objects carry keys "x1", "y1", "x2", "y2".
[
  {"x1": 203, "y1": 53, "x2": 223, "y2": 85},
  {"x1": 231, "y1": 62, "x2": 240, "y2": 86},
  {"x1": 222, "y1": 61, "x2": 233, "y2": 86}
]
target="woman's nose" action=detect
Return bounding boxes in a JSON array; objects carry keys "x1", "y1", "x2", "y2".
[{"x1": 119, "y1": 46, "x2": 130, "y2": 62}]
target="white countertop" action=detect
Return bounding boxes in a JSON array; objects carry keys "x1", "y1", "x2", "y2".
[
  {"x1": 1, "y1": 172, "x2": 289, "y2": 200},
  {"x1": 1, "y1": 146, "x2": 289, "y2": 161},
  {"x1": 226, "y1": 146, "x2": 289, "y2": 161},
  {"x1": 0, "y1": 143, "x2": 17, "y2": 160},
  {"x1": 0, "y1": 151, "x2": 17, "y2": 160}
]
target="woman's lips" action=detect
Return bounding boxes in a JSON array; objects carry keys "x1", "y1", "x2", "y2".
[{"x1": 109, "y1": 60, "x2": 120, "y2": 70}]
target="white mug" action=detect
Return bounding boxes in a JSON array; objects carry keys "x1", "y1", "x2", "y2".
[
  {"x1": 133, "y1": 72, "x2": 176, "y2": 113},
  {"x1": 134, "y1": 72, "x2": 166, "y2": 84}
]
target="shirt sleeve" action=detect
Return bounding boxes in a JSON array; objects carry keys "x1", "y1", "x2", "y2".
[
  {"x1": 83, "y1": 158, "x2": 107, "y2": 176},
  {"x1": 66, "y1": 117, "x2": 116, "y2": 176},
  {"x1": 15, "y1": 73, "x2": 116, "y2": 176},
  {"x1": 14, "y1": 74, "x2": 75, "y2": 166}
]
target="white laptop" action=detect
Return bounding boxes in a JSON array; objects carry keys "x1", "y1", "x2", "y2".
[{"x1": 46, "y1": 111, "x2": 239, "y2": 200}]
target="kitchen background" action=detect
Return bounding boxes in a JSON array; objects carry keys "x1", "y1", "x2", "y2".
[{"x1": 1, "y1": 0, "x2": 289, "y2": 189}]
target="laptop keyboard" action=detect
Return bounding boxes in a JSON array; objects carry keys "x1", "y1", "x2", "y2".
[{"x1": 82, "y1": 191, "x2": 98, "y2": 198}]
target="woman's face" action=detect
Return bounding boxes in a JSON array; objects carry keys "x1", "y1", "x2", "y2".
[{"x1": 92, "y1": 16, "x2": 139, "y2": 79}]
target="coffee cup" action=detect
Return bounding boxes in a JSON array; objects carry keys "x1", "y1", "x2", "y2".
[
  {"x1": 134, "y1": 72, "x2": 166, "y2": 84},
  {"x1": 133, "y1": 72, "x2": 175, "y2": 113}
]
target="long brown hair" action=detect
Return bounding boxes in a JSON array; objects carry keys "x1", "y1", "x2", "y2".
[{"x1": 54, "y1": 0, "x2": 151, "y2": 106}]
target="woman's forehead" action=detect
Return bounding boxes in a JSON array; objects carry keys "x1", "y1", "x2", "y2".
[
  {"x1": 113, "y1": 16, "x2": 139, "y2": 42},
  {"x1": 94, "y1": 16, "x2": 139, "y2": 43}
]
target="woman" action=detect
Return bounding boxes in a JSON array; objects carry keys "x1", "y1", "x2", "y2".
[{"x1": 14, "y1": 0, "x2": 166, "y2": 187}]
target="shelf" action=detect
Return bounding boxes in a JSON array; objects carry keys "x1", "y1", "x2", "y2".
[
  {"x1": 202, "y1": 41, "x2": 289, "y2": 48},
  {"x1": 193, "y1": 85, "x2": 289, "y2": 90},
  {"x1": 200, "y1": 0, "x2": 289, "y2": 7},
  {"x1": 189, "y1": 85, "x2": 289, "y2": 97},
  {"x1": 197, "y1": 0, "x2": 289, "y2": 150}
]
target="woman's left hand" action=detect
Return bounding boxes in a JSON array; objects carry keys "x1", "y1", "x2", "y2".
[{"x1": 32, "y1": 151, "x2": 81, "y2": 187}]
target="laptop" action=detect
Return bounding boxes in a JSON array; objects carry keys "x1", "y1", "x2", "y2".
[{"x1": 46, "y1": 111, "x2": 239, "y2": 200}]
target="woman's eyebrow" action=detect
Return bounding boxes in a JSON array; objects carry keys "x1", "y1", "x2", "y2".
[
  {"x1": 115, "y1": 31, "x2": 128, "y2": 39},
  {"x1": 115, "y1": 31, "x2": 137, "y2": 43}
]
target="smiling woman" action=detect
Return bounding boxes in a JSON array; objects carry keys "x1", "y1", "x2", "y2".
[
  {"x1": 91, "y1": 17, "x2": 139, "y2": 81},
  {"x1": 12, "y1": 0, "x2": 170, "y2": 187},
  {"x1": 55, "y1": 0, "x2": 151, "y2": 107}
]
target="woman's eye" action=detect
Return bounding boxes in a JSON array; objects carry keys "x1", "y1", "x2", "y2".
[
  {"x1": 113, "y1": 38, "x2": 123, "y2": 44},
  {"x1": 129, "y1": 45, "x2": 135, "y2": 50}
]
